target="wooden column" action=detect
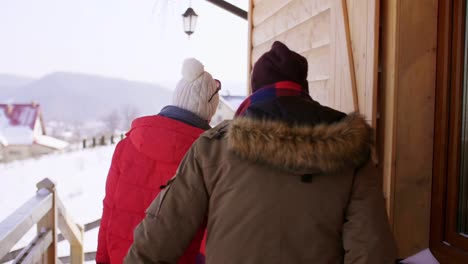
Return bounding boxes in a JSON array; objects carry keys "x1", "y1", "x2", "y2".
[
  {"x1": 380, "y1": 0, "x2": 438, "y2": 257},
  {"x1": 339, "y1": 0, "x2": 359, "y2": 112},
  {"x1": 36, "y1": 178, "x2": 58, "y2": 263},
  {"x1": 247, "y1": 0, "x2": 254, "y2": 95},
  {"x1": 70, "y1": 225, "x2": 84, "y2": 264}
]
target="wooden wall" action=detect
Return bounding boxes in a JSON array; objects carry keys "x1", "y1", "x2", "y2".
[
  {"x1": 380, "y1": 0, "x2": 438, "y2": 258},
  {"x1": 249, "y1": 0, "x2": 379, "y2": 127}
]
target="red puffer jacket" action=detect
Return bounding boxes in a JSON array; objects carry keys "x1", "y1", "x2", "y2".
[{"x1": 96, "y1": 115, "x2": 206, "y2": 264}]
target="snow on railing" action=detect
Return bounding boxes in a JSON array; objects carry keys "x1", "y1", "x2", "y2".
[{"x1": 0, "y1": 178, "x2": 84, "y2": 264}]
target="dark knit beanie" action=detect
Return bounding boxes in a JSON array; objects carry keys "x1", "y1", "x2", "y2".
[{"x1": 251, "y1": 41, "x2": 309, "y2": 93}]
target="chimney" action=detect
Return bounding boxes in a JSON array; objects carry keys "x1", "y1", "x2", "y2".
[
  {"x1": 31, "y1": 101, "x2": 38, "y2": 107},
  {"x1": 6, "y1": 104, "x2": 13, "y2": 116}
]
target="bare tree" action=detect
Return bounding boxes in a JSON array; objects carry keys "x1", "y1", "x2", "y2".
[
  {"x1": 120, "y1": 105, "x2": 140, "y2": 131},
  {"x1": 103, "y1": 110, "x2": 121, "y2": 133}
]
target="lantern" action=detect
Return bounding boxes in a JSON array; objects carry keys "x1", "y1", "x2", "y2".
[{"x1": 182, "y1": 7, "x2": 198, "y2": 36}]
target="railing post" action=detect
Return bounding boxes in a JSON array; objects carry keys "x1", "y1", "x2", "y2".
[
  {"x1": 70, "y1": 224, "x2": 84, "y2": 264},
  {"x1": 36, "y1": 178, "x2": 58, "y2": 264}
]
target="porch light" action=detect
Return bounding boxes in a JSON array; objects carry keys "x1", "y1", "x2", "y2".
[{"x1": 182, "y1": 7, "x2": 198, "y2": 37}]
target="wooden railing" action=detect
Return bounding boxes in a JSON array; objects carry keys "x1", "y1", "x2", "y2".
[
  {"x1": 0, "y1": 178, "x2": 84, "y2": 264},
  {"x1": 80, "y1": 134, "x2": 124, "y2": 149},
  {"x1": 62, "y1": 133, "x2": 125, "y2": 153},
  {"x1": 0, "y1": 220, "x2": 100, "y2": 263}
]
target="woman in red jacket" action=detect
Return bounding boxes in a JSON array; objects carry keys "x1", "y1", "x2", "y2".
[{"x1": 96, "y1": 58, "x2": 220, "y2": 264}]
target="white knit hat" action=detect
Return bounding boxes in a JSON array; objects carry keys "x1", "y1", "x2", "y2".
[{"x1": 172, "y1": 58, "x2": 220, "y2": 121}]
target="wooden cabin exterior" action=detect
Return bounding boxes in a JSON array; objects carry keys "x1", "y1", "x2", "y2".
[
  {"x1": 0, "y1": 103, "x2": 69, "y2": 163},
  {"x1": 246, "y1": 0, "x2": 467, "y2": 262}
]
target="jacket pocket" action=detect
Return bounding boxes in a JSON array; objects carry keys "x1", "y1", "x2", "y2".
[{"x1": 146, "y1": 177, "x2": 175, "y2": 217}]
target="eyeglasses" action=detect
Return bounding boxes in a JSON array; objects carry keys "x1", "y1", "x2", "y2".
[{"x1": 208, "y1": 79, "x2": 221, "y2": 102}]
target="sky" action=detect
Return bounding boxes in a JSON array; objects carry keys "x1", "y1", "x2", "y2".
[{"x1": 0, "y1": 0, "x2": 249, "y2": 92}]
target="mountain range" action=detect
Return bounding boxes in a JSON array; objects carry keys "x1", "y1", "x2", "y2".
[{"x1": 0, "y1": 72, "x2": 173, "y2": 123}]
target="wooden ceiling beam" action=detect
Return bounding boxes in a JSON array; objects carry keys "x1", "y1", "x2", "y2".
[{"x1": 205, "y1": 0, "x2": 248, "y2": 20}]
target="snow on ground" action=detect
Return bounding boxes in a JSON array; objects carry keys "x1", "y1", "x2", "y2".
[{"x1": 0, "y1": 145, "x2": 116, "y2": 260}]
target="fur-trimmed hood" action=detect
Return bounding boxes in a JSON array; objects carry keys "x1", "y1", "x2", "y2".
[{"x1": 227, "y1": 113, "x2": 373, "y2": 174}]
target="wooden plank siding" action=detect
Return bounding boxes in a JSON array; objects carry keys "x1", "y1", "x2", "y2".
[
  {"x1": 253, "y1": 0, "x2": 296, "y2": 27},
  {"x1": 250, "y1": 0, "x2": 379, "y2": 126},
  {"x1": 252, "y1": 0, "x2": 330, "y2": 46},
  {"x1": 332, "y1": 0, "x2": 356, "y2": 114},
  {"x1": 334, "y1": 0, "x2": 379, "y2": 122},
  {"x1": 366, "y1": 0, "x2": 380, "y2": 128},
  {"x1": 251, "y1": 9, "x2": 331, "y2": 63}
]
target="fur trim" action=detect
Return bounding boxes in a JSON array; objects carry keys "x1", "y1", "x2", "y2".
[{"x1": 227, "y1": 113, "x2": 373, "y2": 174}]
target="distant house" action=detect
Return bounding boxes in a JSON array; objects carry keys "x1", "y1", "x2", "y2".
[
  {"x1": 211, "y1": 95, "x2": 245, "y2": 126},
  {"x1": 0, "y1": 103, "x2": 68, "y2": 162}
]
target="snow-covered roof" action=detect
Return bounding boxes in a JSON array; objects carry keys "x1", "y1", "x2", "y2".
[
  {"x1": 220, "y1": 95, "x2": 245, "y2": 112},
  {"x1": 0, "y1": 104, "x2": 39, "y2": 129},
  {"x1": 35, "y1": 135, "x2": 69, "y2": 150},
  {"x1": 0, "y1": 104, "x2": 39, "y2": 145},
  {"x1": 0, "y1": 103, "x2": 66, "y2": 149}
]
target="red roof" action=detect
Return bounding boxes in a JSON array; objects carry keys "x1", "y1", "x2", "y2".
[{"x1": 0, "y1": 103, "x2": 40, "y2": 129}]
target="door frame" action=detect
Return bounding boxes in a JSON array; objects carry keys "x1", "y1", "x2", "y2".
[{"x1": 430, "y1": 0, "x2": 468, "y2": 262}]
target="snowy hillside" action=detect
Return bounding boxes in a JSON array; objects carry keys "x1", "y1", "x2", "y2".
[{"x1": 0, "y1": 145, "x2": 116, "y2": 260}]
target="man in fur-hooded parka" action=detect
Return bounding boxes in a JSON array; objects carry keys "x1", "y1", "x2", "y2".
[{"x1": 124, "y1": 41, "x2": 397, "y2": 264}]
